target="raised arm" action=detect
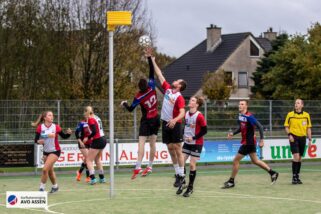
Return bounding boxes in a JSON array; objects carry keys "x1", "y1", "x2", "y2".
[
  {"x1": 151, "y1": 57, "x2": 166, "y2": 85},
  {"x1": 147, "y1": 57, "x2": 155, "y2": 89}
]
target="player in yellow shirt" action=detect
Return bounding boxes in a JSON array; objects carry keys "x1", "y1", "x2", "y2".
[{"x1": 284, "y1": 99, "x2": 312, "y2": 184}]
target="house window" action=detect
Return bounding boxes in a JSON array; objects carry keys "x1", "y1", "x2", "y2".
[
  {"x1": 238, "y1": 71, "x2": 248, "y2": 88},
  {"x1": 250, "y1": 41, "x2": 259, "y2": 56},
  {"x1": 224, "y1": 71, "x2": 233, "y2": 86}
]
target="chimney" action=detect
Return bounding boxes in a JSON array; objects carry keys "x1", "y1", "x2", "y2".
[
  {"x1": 207, "y1": 24, "x2": 222, "y2": 52},
  {"x1": 263, "y1": 27, "x2": 277, "y2": 41}
]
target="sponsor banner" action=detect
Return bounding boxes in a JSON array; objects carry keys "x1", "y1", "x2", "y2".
[
  {"x1": 0, "y1": 144, "x2": 34, "y2": 167},
  {"x1": 6, "y1": 191, "x2": 47, "y2": 208},
  {"x1": 199, "y1": 141, "x2": 261, "y2": 162},
  {"x1": 36, "y1": 143, "x2": 172, "y2": 168},
  {"x1": 262, "y1": 138, "x2": 320, "y2": 160}
]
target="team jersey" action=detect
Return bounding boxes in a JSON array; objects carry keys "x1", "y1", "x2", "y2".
[
  {"x1": 233, "y1": 112, "x2": 264, "y2": 145},
  {"x1": 184, "y1": 111, "x2": 207, "y2": 145},
  {"x1": 88, "y1": 115, "x2": 104, "y2": 140},
  {"x1": 284, "y1": 111, "x2": 312, "y2": 137},
  {"x1": 75, "y1": 121, "x2": 92, "y2": 144},
  {"x1": 36, "y1": 123, "x2": 61, "y2": 153},
  {"x1": 124, "y1": 57, "x2": 158, "y2": 120},
  {"x1": 161, "y1": 81, "x2": 185, "y2": 123}
]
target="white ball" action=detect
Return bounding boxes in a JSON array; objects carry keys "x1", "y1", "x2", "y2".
[{"x1": 138, "y1": 35, "x2": 152, "y2": 47}]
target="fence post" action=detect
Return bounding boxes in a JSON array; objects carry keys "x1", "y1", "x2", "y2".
[
  {"x1": 57, "y1": 100, "x2": 61, "y2": 125},
  {"x1": 134, "y1": 108, "x2": 137, "y2": 140},
  {"x1": 269, "y1": 100, "x2": 272, "y2": 136},
  {"x1": 204, "y1": 99, "x2": 208, "y2": 121},
  {"x1": 115, "y1": 138, "x2": 119, "y2": 170}
]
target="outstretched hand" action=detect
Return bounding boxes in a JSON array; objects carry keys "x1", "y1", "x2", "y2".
[{"x1": 144, "y1": 47, "x2": 153, "y2": 57}]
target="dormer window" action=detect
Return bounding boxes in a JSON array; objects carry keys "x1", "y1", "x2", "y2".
[{"x1": 250, "y1": 40, "x2": 259, "y2": 56}]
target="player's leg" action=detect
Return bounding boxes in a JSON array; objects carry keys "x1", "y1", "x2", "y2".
[
  {"x1": 95, "y1": 150, "x2": 106, "y2": 183},
  {"x1": 290, "y1": 136, "x2": 302, "y2": 184},
  {"x1": 249, "y1": 152, "x2": 278, "y2": 184},
  {"x1": 132, "y1": 136, "x2": 146, "y2": 179},
  {"x1": 222, "y1": 153, "x2": 244, "y2": 189},
  {"x1": 173, "y1": 142, "x2": 185, "y2": 187},
  {"x1": 183, "y1": 156, "x2": 198, "y2": 197},
  {"x1": 48, "y1": 165, "x2": 59, "y2": 193},
  {"x1": 76, "y1": 148, "x2": 88, "y2": 181},
  {"x1": 176, "y1": 145, "x2": 190, "y2": 195},
  {"x1": 87, "y1": 148, "x2": 100, "y2": 185},
  {"x1": 142, "y1": 134, "x2": 157, "y2": 177},
  {"x1": 296, "y1": 137, "x2": 306, "y2": 184},
  {"x1": 40, "y1": 154, "x2": 58, "y2": 191}
]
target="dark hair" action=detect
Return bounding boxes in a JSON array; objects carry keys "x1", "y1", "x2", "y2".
[
  {"x1": 138, "y1": 79, "x2": 148, "y2": 92},
  {"x1": 239, "y1": 100, "x2": 249, "y2": 106},
  {"x1": 193, "y1": 96, "x2": 205, "y2": 109},
  {"x1": 179, "y1": 80, "x2": 187, "y2": 92}
]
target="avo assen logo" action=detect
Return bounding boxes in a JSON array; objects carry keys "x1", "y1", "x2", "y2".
[{"x1": 270, "y1": 139, "x2": 318, "y2": 159}]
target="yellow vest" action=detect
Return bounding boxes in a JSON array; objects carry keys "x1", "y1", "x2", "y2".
[{"x1": 284, "y1": 111, "x2": 312, "y2": 137}]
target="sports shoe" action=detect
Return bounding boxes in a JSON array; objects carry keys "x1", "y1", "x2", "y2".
[
  {"x1": 76, "y1": 171, "x2": 81, "y2": 181},
  {"x1": 99, "y1": 178, "x2": 106, "y2": 183},
  {"x1": 39, "y1": 188, "x2": 45, "y2": 192},
  {"x1": 221, "y1": 181, "x2": 235, "y2": 189},
  {"x1": 270, "y1": 172, "x2": 279, "y2": 185},
  {"x1": 85, "y1": 177, "x2": 91, "y2": 183},
  {"x1": 183, "y1": 187, "x2": 193, "y2": 197},
  {"x1": 296, "y1": 178, "x2": 303, "y2": 184},
  {"x1": 131, "y1": 168, "x2": 142, "y2": 180},
  {"x1": 141, "y1": 167, "x2": 152, "y2": 177},
  {"x1": 292, "y1": 177, "x2": 298, "y2": 185},
  {"x1": 89, "y1": 178, "x2": 97, "y2": 185},
  {"x1": 49, "y1": 186, "x2": 59, "y2": 193},
  {"x1": 173, "y1": 174, "x2": 180, "y2": 187},
  {"x1": 176, "y1": 180, "x2": 186, "y2": 195}
]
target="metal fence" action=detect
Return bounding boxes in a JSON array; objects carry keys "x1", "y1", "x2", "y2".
[{"x1": 0, "y1": 99, "x2": 320, "y2": 143}]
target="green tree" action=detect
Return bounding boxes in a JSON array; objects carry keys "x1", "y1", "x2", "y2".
[
  {"x1": 261, "y1": 23, "x2": 321, "y2": 99},
  {"x1": 251, "y1": 33, "x2": 288, "y2": 99},
  {"x1": 202, "y1": 69, "x2": 235, "y2": 100}
]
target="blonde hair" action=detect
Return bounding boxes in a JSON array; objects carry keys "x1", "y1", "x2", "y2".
[
  {"x1": 31, "y1": 111, "x2": 52, "y2": 127},
  {"x1": 84, "y1": 106, "x2": 94, "y2": 115}
]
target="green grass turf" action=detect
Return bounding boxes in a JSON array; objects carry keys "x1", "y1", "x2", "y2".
[{"x1": 1, "y1": 165, "x2": 321, "y2": 214}]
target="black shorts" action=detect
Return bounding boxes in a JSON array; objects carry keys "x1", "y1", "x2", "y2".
[
  {"x1": 78, "y1": 141, "x2": 91, "y2": 149},
  {"x1": 90, "y1": 137, "x2": 107, "y2": 150},
  {"x1": 139, "y1": 116, "x2": 160, "y2": 136},
  {"x1": 238, "y1": 145, "x2": 256, "y2": 156},
  {"x1": 162, "y1": 120, "x2": 183, "y2": 144},
  {"x1": 43, "y1": 150, "x2": 61, "y2": 158},
  {"x1": 182, "y1": 143, "x2": 203, "y2": 158},
  {"x1": 289, "y1": 134, "x2": 306, "y2": 156}
]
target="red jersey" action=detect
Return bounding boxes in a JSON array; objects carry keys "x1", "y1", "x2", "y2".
[{"x1": 88, "y1": 115, "x2": 105, "y2": 140}]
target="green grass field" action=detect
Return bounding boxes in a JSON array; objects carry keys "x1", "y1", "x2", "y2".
[{"x1": 1, "y1": 165, "x2": 321, "y2": 214}]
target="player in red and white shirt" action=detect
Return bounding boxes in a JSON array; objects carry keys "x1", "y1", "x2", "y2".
[
  {"x1": 151, "y1": 54, "x2": 187, "y2": 188},
  {"x1": 177, "y1": 96, "x2": 207, "y2": 197},
  {"x1": 121, "y1": 48, "x2": 160, "y2": 179},
  {"x1": 33, "y1": 111, "x2": 72, "y2": 193},
  {"x1": 83, "y1": 106, "x2": 107, "y2": 185}
]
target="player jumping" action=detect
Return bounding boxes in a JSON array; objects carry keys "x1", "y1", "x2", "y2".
[{"x1": 121, "y1": 48, "x2": 160, "y2": 179}]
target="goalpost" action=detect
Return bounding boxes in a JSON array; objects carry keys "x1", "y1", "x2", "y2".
[{"x1": 106, "y1": 11, "x2": 132, "y2": 198}]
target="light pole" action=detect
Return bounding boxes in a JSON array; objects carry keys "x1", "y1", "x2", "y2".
[{"x1": 106, "y1": 11, "x2": 132, "y2": 198}]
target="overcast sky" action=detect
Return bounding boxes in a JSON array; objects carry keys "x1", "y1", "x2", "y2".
[{"x1": 145, "y1": 0, "x2": 321, "y2": 57}]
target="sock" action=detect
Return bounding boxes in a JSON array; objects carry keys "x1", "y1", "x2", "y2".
[
  {"x1": 79, "y1": 162, "x2": 86, "y2": 173},
  {"x1": 86, "y1": 169, "x2": 90, "y2": 177},
  {"x1": 268, "y1": 169, "x2": 276, "y2": 176},
  {"x1": 178, "y1": 167, "x2": 185, "y2": 176},
  {"x1": 98, "y1": 170, "x2": 104, "y2": 179},
  {"x1": 90, "y1": 170, "x2": 95, "y2": 179},
  {"x1": 173, "y1": 164, "x2": 179, "y2": 175},
  {"x1": 188, "y1": 170, "x2": 196, "y2": 188},
  {"x1": 292, "y1": 161, "x2": 299, "y2": 178},
  {"x1": 52, "y1": 183, "x2": 58, "y2": 188},
  {"x1": 40, "y1": 183, "x2": 46, "y2": 189},
  {"x1": 184, "y1": 167, "x2": 186, "y2": 175},
  {"x1": 297, "y1": 162, "x2": 301, "y2": 177},
  {"x1": 228, "y1": 177, "x2": 235, "y2": 183},
  {"x1": 148, "y1": 161, "x2": 153, "y2": 168},
  {"x1": 135, "y1": 161, "x2": 142, "y2": 169}
]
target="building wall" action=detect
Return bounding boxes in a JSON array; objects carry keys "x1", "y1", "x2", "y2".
[{"x1": 220, "y1": 35, "x2": 264, "y2": 99}]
